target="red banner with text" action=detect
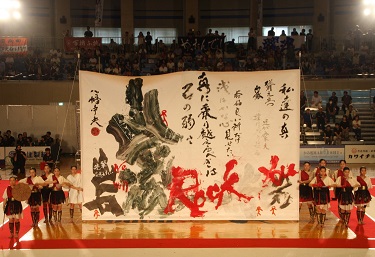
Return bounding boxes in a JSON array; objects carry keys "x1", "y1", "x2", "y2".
[
  {"x1": 64, "y1": 37, "x2": 102, "y2": 52},
  {"x1": 0, "y1": 37, "x2": 28, "y2": 55}
]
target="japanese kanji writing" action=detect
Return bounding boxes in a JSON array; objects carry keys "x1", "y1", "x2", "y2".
[
  {"x1": 278, "y1": 83, "x2": 294, "y2": 139},
  {"x1": 197, "y1": 72, "x2": 217, "y2": 176},
  {"x1": 88, "y1": 89, "x2": 103, "y2": 127},
  {"x1": 182, "y1": 82, "x2": 196, "y2": 144}
]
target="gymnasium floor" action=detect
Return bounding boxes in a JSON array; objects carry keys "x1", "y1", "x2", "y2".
[{"x1": 1, "y1": 157, "x2": 375, "y2": 257}]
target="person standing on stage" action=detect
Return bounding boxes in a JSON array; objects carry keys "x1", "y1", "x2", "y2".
[
  {"x1": 19, "y1": 168, "x2": 45, "y2": 227},
  {"x1": 12, "y1": 145, "x2": 27, "y2": 176},
  {"x1": 313, "y1": 159, "x2": 331, "y2": 178},
  {"x1": 2, "y1": 176, "x2": 23, "y2": 238},
  {"x1": 298, "y1": 161, "x2": 315, "y2": 221},
  {"x1": 47, "y1": 167, "x2": 71, "y2": 223},
  {"x1": 41, "y1": 165, "x2": 53, "y2": 223},
  {"x1": 43, "y1": 148, "x2": 55, "y2": 169},
  {"x1": 332, "y1": 160, "x2": 353, "y2": 202},
  {"x1": 336, "y1": 167, "x2": 359, "y2": 227},
  {"x1": 354, "y1": 166, "x2": 372, "y2": 224},
  {"x1": 67, "y1": 166, "x2": 83, "y2": 222},
  {"x1": 309, "y1": 166, "x2": 335, "y2": 227}
]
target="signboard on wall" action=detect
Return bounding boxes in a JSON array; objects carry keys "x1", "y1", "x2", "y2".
[
  {"x1": 80, "y1": 70, "x2": 300, "y2": 221},
  {"x1": 300, "y1": 146, "x2": 345, "y2": 162},
  {"x1": 0, "y1": 37, "x2": 28, "y2": 55},
  {"x1": 4, "y1": 146, "x2": 50, "y2": 166},
  {"x1": 345, "y1": 145, "x2": 375, "y2": 164}
]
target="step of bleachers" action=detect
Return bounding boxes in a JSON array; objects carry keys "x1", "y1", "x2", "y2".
[
  {"x1": 304, "y1": 132, "x2": 321, "y2": 137},
  {"x1": 341, "y1": 140, "x2": 365, "y2": 145},
  {"x1": 362, "y1": 132, "x2": 375, "y2": 136},
  {"x1": 361, "y1": 120, "x2": 375, "y2": 124},
  {"x1": 362, "y1": 127, "x2": 375, "y2": 132},
  {"x1": 356, "y1": 108, "x2": 372, "y2": 112},
  {"x1": 358, "y1": 115, "x2": 373, "y2": 119},
  {"x1": 307, "y1": 141, "x2": 325, "y2": 145}
]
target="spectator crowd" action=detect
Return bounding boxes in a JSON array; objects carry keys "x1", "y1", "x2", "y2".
[
  {"x1": 300, "y1": 89, "x2": 373, "y2": 145},
  {"x1": 1, "y1": 26, "x2": 375, "y2": 80},
  {"x1": 0, "y1": 130, "x2": 55, "y2": 147}
]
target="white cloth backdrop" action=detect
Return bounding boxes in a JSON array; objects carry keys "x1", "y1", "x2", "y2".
[{"x1": 80, "y1": 70, "x2": 300, "y2": 220}]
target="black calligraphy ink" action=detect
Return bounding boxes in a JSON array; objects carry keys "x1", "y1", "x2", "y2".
[{"x1": 88, "y1": 89, "x2": 103, "y2": 127}]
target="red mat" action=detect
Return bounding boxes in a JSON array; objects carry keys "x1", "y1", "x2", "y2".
[
  {"x1": 329, "y1": 178, "x2": 375, "y2": 239},
  {"x1": 0, "y1": 180, "x2": 8, "y2": 202},
  {"x1": 10, "y1": 238, "x2": 375, "y2": 249}
]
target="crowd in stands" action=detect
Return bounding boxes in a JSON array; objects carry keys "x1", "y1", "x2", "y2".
[
  {"x1": 1, "y1": 26, "x2": 375, "y2": 80},
  {"x1": 300, "y1": 90, "x2": 373, "y2": 145},
  {"x1": 0, "y1": 130, "x2": 55, "y2": 147}
]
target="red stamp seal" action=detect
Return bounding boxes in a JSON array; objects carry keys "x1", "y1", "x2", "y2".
[{"x1": 91, "y1": 127, "x2": 100, "y2": 136}]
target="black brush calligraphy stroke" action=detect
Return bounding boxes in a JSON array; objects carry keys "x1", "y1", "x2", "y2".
[
  {"x1": 92, "y1": 148, "x2": 111, "y2": 178},
  {"x1": 118, "y1": 168, "x2": 137, "y2": 185},
  {"x1": 105, "y1": 79, "x2": 183, "y2": 219},
  {"x1": 91, "y1": 176, "x2": 118, "y2": 197},
  {"x1": 84, "y1": 195, "x2": 124, "y2": 216},
  {"x1": 122, "y1": 185, "x2": 141, "y2": 213},
  {"x1": 126, "y1": 78, "x2": 144, "y2": 112},
  {"x1": 91, "y1": 172, "x2": 117, "y2": 187},
  {"x1": 268, "y1": 182, "x2": 293, "y2": 209},
  {"x1": 143, "y1": 89, "x2": 183, "y2": 144},
  {"x1": 126, "y1": 78, "x2": 145, "y2": 127},
  {"x1": 126, "y1": 136, "x2": 158, "y2": 165},
  {"x1": 160, "y1": 156, "x2": 174, "y2": 188},
  {"x1": 279, "y1": 195, "x2": 292, "y2": 209},
  {"x1": 268, "y1": 181, "x2": 292, "y2": 195},
  {"x1": 123, "y1": 178, "x2": 168, "y2": 219},
  {"x1": 106, "y1": 114, "x2": 145, "y2": 161}
]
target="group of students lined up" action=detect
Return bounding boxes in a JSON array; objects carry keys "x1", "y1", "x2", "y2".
[
  {"x1": 2, "y1": 165, "x2": 83, "y2": 239},
  {"x1": 299, "y1": 159, "x2": 371, "y2": 227}
]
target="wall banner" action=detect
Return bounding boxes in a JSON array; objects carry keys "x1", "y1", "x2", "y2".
[
  {"x1": 80, "y1": 70, "x2": 300, "y2": 220},
  {"x1": 257, "y1": 36, "x2": 305, "y2": 51},
  {"x1": 64, "y1": 37, "x2": 102, "y2": 53},
  {"x1": 0, "y1": 37, "x2": 28, "y2": 55},
  {"x1": 4, "y1": 146, "x2": 50, "y2": 166},
  {"x1": 300, "y1": 146, "x2": 345, "y2": 162},
  {"x1": 345, "y1": 145, "x2": 375, "y2": 164}
]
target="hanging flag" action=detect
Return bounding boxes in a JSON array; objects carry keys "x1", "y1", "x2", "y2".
[{"x1": 95, "y1": 0, "x2": 104, "y2": 27}]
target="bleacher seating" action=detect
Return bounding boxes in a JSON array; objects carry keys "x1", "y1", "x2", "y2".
[{"x1": 301, "y1": 89, "x2": 375, "y2": 145}]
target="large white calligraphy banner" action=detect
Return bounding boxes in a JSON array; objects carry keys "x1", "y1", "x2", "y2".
[{"x1": 80, "y1": 70, "x2": 300, "y2": 220}]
